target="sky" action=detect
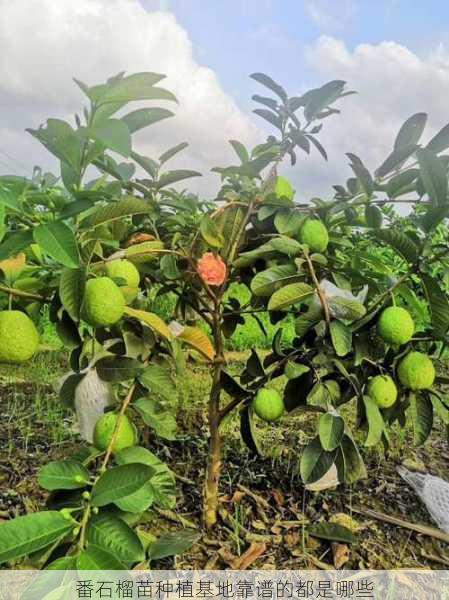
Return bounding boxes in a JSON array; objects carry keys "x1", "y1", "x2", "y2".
[{"x1": 2, "y1": 0, "x2": 449, "y2": 199}]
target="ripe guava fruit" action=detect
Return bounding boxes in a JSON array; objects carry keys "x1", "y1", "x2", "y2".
[
  {"x1": 0, "y1": 310, "x2": 39, "y2": 363},
  {"x1": 83, "y1": 277, "x2": 125, "y2": 327},
  {"x1": 367, "y1": 374, "x2": 398, "y2": 408},
  {"x1": 275, "y1": 176, "x2": 294, "y2": 201},
  {"x1": 252, "y1": 388, "x2": 284, "y2": 422},
  {"x1": 93, "y1": 412, "x2": 137, "y2": 453},
  {"x1": 378, "y1": 306, "x2": 414, "y2": 345},
  {"x1": 397, "y1": 351, "x2": 435, "y2": 390},
  {"x1": 299, "y1": 219, "x2": 329, "y2": 253}
]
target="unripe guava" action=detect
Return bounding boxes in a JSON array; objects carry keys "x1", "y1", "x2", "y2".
[
  {"x1": 397, "y1": 351, "x2": 435, "y2": 390},
  {"x1": 0, "y1": 310, "x2": 39, "y2": 363},
  {"x1": 252, "y1": 388, "x2": 284, "y2": 422},
  {"x1": 367, "y1": 375, "x2": 397, "y2": 409},
  {"x1": 378, "y1": 306, "x2": 414, "y2": 345},
  {"x1": 93, "y1": 412, "x2": 137, "y2": 453},
  {"x1": 105, "y1": 259, "x2": 140, "y2": 304},
  {"x1": 299, "y1": 219, "x2": 329, "y2": 253},
  {"x1": 275, "y1": 176, "x2": 294, "y2": 201},
  {"x1": 83, "y1": 277, "x2": 125, "y2": 327}
]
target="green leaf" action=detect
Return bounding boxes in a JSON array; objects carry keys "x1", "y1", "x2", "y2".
[
  {"x1": 0, "y1": 229, "x2": 33, "y2": 261},
  {"x1": 121, "y1": 107, "x2": 173, "y2": 133},
  {"x1": 159, "y1": 142, "x2": 189, "y2": 165},
  {"x1": 160, "y1": 254, "x2": 181, "y2": 279},
  {"x1": 250, "y1": 72, "x2": 287, "y2": 101},
  {"x1": 149, "y1": 529, "x2": 200, "y2": 561},
  {"x1": 330, "y1": 320, "x2": 352, "y2": 357},
  {"x1": 308, "y1": 522, "x2": 356, "y2": 544},
  {"x1": 363, "y1": 396, "x2": 384, "y2": 447},
  {"x1": 409, "y1": 393, "x2": 433, "y2": 446},
  {"x1": 375, "y1": 144, "x2": 417, "y2": 178},
  {"x1": 33, "y1": 222, "x2": 79, "y2": 268},
  {"x1": 364, "y1": 204, "x2": 383, "y2": 229},
  {"x1": 88, "y1": 72, "x2": 177, "y2": 106},
  {"x1": 156, "y1": 170, "x2": 202, "y2": 189},
  {"x1": 336, "y1": 435, "x2": 367, "y2": 484},
  {"x1": 319, "y1": 413, "x2": 344, "y2": 451},
  {"x1": 38, "y1": 460, "x2": 90, "y2": 491},
  {"x1": 387, "y1": 169, "x2": 419, "y2": 198},
  {"x1": 285, "y1": 362, "x2": 310, "y2": 380},
  {"x1": 0, "y1": 512, "x2": 73, "y2": 565},
  {"x1": 27, "y1": 119, "x2": 82, "y2": 172},
  {"x1": 300, "y1": 436, "x2": 337, "y2": 484},
  {"x1": 116, "y1": 446, "x2": 176, "y2": 510},
  {"x1": 124, "y1": 307, "x2": 172, "y2": 340},
  {"x1": 96, "y1": 356, "x2": 143, "y2": 382},
  {"x1": 253, "y1": 108, "x2": 282, "y2": 130},
  {"x1": 83, "y1": 197, "x2": 151, "y2": 228},
  {"x1": 229, "y1": 139, "x2": 249, "y2": 163},
  {"x1": 416, "y1": 148, "x2": 448, "y2": 206},
  {"x1": 394, "y1": 113, "x2": 427, "y2": 149},
  {"x1": 240, "y1": 406, "x2": 261, "y2": 456},
  {"x1": 91, "y1": 463, "x2": 154, "y2": 507},
  {"x1": 328, "y1": 297, "x2": 366, "y2": 321},
  {"x1": 268, "y1": 282, "x2": 313, "y2": 311},
  {"x1": 421, "y1": 273, "x2": 449, "y2": 338},
  {"x1": 134, "y1": 398, "x2": 177, "y2": 440},
  {"x1": 91, "y1": 119, "x2": 132, "y2": 157},
  {"x1": 77, "y1": 545, "x2": 126, "y2": 570},
  {"x1": 200, "y1": 215, "x2": 225, "y2": 248},
  {"x1": 376, "y1": 228, "x2": 419, "y2": 263},
  {"x1": 274, "y1": 209, "x2": 302, "y2": 236},
  {"x1": 426, "y1": 122, "x2": 449, "y2": 154},
  {"x1": 419, "y1": 205, "x2": 449, "y2": 233},
  {"x1": 59, "y1": 373, "x2": 84, "y2": 409},
  {"x1": 59, "y1": 268, "x2": 86, "y2": 322},
  {"x1": 87, "y1": 513, "x2": 144, "y2": 563},
  {"x1": 251, "y1": 264, "x2": 299, "y2": 297},
  {"x1": 304, "y1": 80, "x2": 346, "y2": 123},
  {"x1": 139, "y1": 364, "x2": 176, "y2": 401}
]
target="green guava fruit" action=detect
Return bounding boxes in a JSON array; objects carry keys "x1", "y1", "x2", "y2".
[
  {"x1": 93, "y1": 412, "x2": 137, "y2": 453},
  {"x1": 105, "y1": 259, "x2": 140, "y2": 304},
  {"x1": 299, "y1": 219, "x2": 329, "y2": 253},
  {"x1": 367, "y1": 375, "x2": 398, "y2": 408},
  {"x1": 83, "y1": 277, "x2": 125, "y2": 327},
  {"x1": 378, "y1": 306, "x2": 414, "y2": 345},
  {"x1": 275, "y1": 176, "x2": 294, "y2": 201},
  {"x1": 0, "y1": 310, "x2": 39, "y2": 363},
  {"x1": 397, "y1": 351, "x2": 435, "y2": 390},
  {"x1": 252, "y1": 388, "x2": 284, "y2": 422}
]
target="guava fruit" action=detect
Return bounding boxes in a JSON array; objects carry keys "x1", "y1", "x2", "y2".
[
  {"x1": 275, "y1": 176, "x2": 294, "y2": 201},
  {"x1": 252, "y1": 388, "x2": 284, "y2": 422},
  {"x1": 378, "y1": 306, "x2": 414, "y2": 345},
  {"x1": 105, "y1": 259, "x2": 140, "y2": 304},
  {"x1": 83, "y1": 277, "x2": 125, "y2": 327},
  {"x1": 367, "y1": 375, "x2": 397, "y2": 408},
  {"x1": 397, "y1": 351, "x2": 435, "y2": 390},
  {"x1": 0, "y1": 310, "x2": 39, "y2": 363},
  {"x1": 299, "y1": 219, "x2": 329, "y2": 253},
  {"x1": 93, "y1": 412, "x2": 137, "y2": 453}
]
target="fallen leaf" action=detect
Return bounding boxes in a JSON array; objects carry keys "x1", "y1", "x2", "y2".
[
  {"x1": 232, "y1": 542, "x2": 267, "y2": 570},
  {"x1": 332, "y1": 542, "x2": 350, "y2": 568}
]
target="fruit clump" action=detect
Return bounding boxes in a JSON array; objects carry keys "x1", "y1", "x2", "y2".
[
  {"x1": 367, "y1": 375, "x2": 397, "y2": 408},
  {"x1": 105, "y1": 259, "x2": 140, "y2": 304},
  {"x1": 0, "y1": 310, "x2": 39, "y2": 363},
  {"x1": 397, "y1": 351, "x2": 435, "y2": 390},
  {"x1": 378, "y1": 306, "x2": 414, "y2": 345},
  {"x1": 93, "y1": 412, "x2": 137, "y2": 453},
  {"x1": 83, "y1": 277, "x2": 125, "y2": 327},
  {"x1": 299, "y1": 219, "x2": 329, "y2": 253},
  {"x1": 253, "y1": 388, "x2": 284, "y2": 422}
]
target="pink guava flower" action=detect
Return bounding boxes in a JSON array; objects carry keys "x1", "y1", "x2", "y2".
[{"x1": 197, "y1": 253, "x2": 227, "y2": 286}]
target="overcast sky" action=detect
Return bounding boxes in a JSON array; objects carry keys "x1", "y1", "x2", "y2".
[{"x1": 2, "y1": 0, "x2": 449, "y2": 200}]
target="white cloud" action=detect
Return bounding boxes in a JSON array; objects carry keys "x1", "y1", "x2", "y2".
[
  {"x1": 287, "y1": 35, "x2": 449, "y2": 199},
  {"x1": 0, "y1": 0, "x2": 259, "y2": 194},
  {"x1": 304, "y1": 0, "x2": 358, "y2": 32}
]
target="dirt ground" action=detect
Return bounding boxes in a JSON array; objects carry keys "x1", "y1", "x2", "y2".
[{"x1": 1, "y1": 352, "x2": 449, "y2": 570}]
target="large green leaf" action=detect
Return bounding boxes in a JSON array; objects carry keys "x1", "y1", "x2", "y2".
[
  {"x1": 376, "y1": 228, "x2": 419, "y2": 263},
  {"x1": 303, "y1": 80, "x2": 346, "y2": 123},
  {"x1": 421, "y1": 273, "x2": 449, "y2": 338},
  {"x1": 139, "y1": 363, "x2": 176, "y2": 401},
  {"x1": 319, "y1": 413, "x2": 344, "y2": 451},
  {"x1": 250, "y1": 72, "x2": 287, "y2": 101},
  {"x1": 363, "y1": 396, "x2": 384, "y2": 447},
  {"x1": 27, "y1": 119, "x2": 82, "y2": 172},
  {"x1": 96, "y1": 356, "x2": 143, "y2": 382},
  {"x1": 0, "y1": 229, "x2": 33, "y2": 261},
  {"x1": 121, "y1": 107, "x2": 173, "y2": 133},
  {"x1": 83, "y1": 197, "x2": 151, "y2": 228},
  {"x1": 156, "y1": 170, "x2": 202, "y2": 189},
  {"x1": 409, "y1": 393, "x2": 433, "y2": 446},
  {"x1": 336, "y1": 435, "x2": 367, "y2": 484},
  {"x1": 200, "y1": 215, "x2": 224, "y2": 248},
  {"x1": 134, "y1": 398, "x2": 177, "y2": 440},
  {"x1": 375, "y1": 144, "x2": 417, "y2": 178},
  {"x1": 159, "y1": 142, "x2": 189, "y2": 165},
  {"x1": 91, "y1": 464, "x2": 154, "y2": 507},
  {"x1": 394, "y1": 113, "x2": 427, "y2": 149},
  {"x1": 77, "y1": 545, "x2": 126, "y2": 570},
  {"x1": 426, "y1": 122, "x2": 449, "y2": 154},
  {"x1": 308, "y1": 522, "x2": 356, "y2": 544},
  {"x1": 268, "y1": 282, "x2": 313, "y2": 311},
  {"x1": 91, "y1": 119, "x2": 131, "y2": 157},
  {"x1": 240, "y1": 406, "x2": 262, "y2": 456},
  {"x1": 87, "y1": 513, "x2": 144, "y2": 563},
  {"x1": 387, "y1": 169, "x2": 419, "y2": 198},
  {"x1": 0, "y1": 512, "x2": 73, "y2": 565},
  {"x1": 59, "y1": 268, "x2": 86, "y2": 322},
  {"x1": 300, "y1": 436, "x2": 337, "y2": 484},
  {"x1": 86, "y1": 72, "x2": 176, "y2": 106},
  {"x1": 419, "y1": 205, "x2": 449, "y2": 233},
  {"x1": 33, "y1": 222, "x2": 80, "y2": 268},
  {"x1": 330, "y1": 320, "x2": 352, "y2": 357},
  {"x1": 328, "y1": 297, "x2": 366, "y2": 321},
  {"x1": 148, "y1": 530, "x2": 200, "y2": 561},
  {"x1": 38, "y1": 461, "x2": 90, "y2": 491},
  {"x1": 416, "y1": 148, "x2": 448, "y2": 206},
  {"x1": 251, "y1": 264, "x2": 299, "y2": 297}
]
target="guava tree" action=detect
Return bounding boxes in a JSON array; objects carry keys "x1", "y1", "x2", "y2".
[{"x1": 0, "y1": 72, "x2": 205, "y2": 568}]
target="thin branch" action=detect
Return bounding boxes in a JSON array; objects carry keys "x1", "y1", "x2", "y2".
[
  {"x1": 0, "y1": 283, "x2": 45, "y2": 301},
  {"x1": 304, "y1": 251, "x2": 330, "y2": 328}
]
